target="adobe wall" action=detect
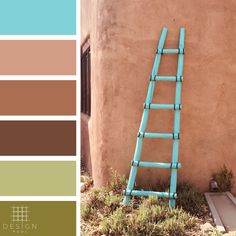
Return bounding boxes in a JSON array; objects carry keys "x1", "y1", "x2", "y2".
[{"x1": 82, "y1": 0, "x2": 236, "y2": 193}]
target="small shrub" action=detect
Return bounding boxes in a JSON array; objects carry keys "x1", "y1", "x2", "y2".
[
  {"x1": 81, "y1": 203, "x2": 92, "y2": 220},
  {"x1": 141, "y1": 195, "x2": 160, "y2": 207},
  {"x1": 154, "y1": 179, "x2": 170, "y2": 192},
  {"x1": 104, "y1": 194, "x2": 122, "y2": 211},
  {"x1": 170, "y1": 209, "x2": 197, "y2": 229},
  {"x1": 86, "y1": 189, "x2": 106, "y2": 209},
  {"x1": 159, "y1": 217, "x2": 185, "y2": 236},
  {"x1": 138, "y1": 204, "x2": 170, "y2": 223},
  {"x1": 107, "y1": 169, "x2": 127, "y2": 194},
  {"x1": 81, "y1": 175, "x2": 93, "y2": 192},
  {"x1": 212, "y1": 165, "x2": 234, "y2": 192},
  {"x1": 80, "y1": 189, "x2": 108, "y2": 223},
  {"x1": 204, "y1": 228, "x2": 224, "y2": 236},
  {"x1": 99, "y1": 208, "x2": 127, "y2": 235},
  {"x1": 177, "y1": 183, "x2": 206, "y2": 217},
  {"x1": 136, "y1": 198, "x2": 198, "y2": 236}
]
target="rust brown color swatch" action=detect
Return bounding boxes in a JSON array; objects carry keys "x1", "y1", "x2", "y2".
[
  {"x1": 0, "y1": 121, "x2": 76, "y2": 155},
  {"x1": 0, "y1": 81, "x2": 76, "y2": 115},
  {"x1": 0, "y1": 41, "x2": 76, "y2": 75}
]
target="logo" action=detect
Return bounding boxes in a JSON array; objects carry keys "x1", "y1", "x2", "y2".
[
  {"x1": 12, "y1": 206, "x2": 30, "y2": 223},
  {"x1": 2, "y1": 205, "x2": 38, "y2": 234}
]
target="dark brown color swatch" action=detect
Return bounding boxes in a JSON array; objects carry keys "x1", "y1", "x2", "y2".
[
  {"x1": 0, "y1": 81, "x2": 76, "y2": 115},
  {"x1": 0, "y1": 41, "x2": 76, "y2": 75},
  {"x1": 0, "y1": 121, "x2": 76, "y2": 155}
]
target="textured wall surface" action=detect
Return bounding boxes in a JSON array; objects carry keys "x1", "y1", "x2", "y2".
[{"x1": 81, "y1": 0, "x2": 236, "y2": 193}]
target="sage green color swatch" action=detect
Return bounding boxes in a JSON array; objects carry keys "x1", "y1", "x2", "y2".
[
  {"x1": 0, "y1": 162, "x2": 76, "y2": 196},
  {"x1": 0, "y1": 201, "x2": 76, "y2": 236}
]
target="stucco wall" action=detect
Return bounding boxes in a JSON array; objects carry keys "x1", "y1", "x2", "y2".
[{"x1": 81, "y1": 0, "x2": 236, "y2": 193}]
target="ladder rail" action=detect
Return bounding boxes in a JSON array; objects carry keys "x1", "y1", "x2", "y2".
[
  {"x1": 123, "y1": 27, "x2": 168, "y2": 204},
  {"x1": 169, "y1": 27, "x2": 185, "y2": 208}
]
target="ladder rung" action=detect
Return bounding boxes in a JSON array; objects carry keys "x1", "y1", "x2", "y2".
[
  {"x1": 150, "y1": 75, "x2": 183, "y2": 82},
  {"x1": 144, "y1": 103, "x2": 182, "y2": 110},
  {"x1": 123, "y1": 190, "x2": 177, "y2": 199},
  {"x1": 138, "y1": 132, "x2": 179, "y2": 139},
  {"x1": 156, "y1": 48, "x2": 185, "y2": 54},
  {"x1": 131, "y1": 160, "x2": 181, "y2": 169}
]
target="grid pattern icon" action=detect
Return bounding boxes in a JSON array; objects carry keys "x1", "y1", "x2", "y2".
[{"x1": 11, "y1": 206, "x2": 30, "y2": 222}]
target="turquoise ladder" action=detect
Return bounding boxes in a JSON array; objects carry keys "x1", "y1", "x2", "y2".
[{"x1": 123, "y1": 27, "x2": 185, "y2": 208}]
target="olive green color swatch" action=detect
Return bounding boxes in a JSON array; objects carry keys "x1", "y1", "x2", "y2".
[
  {"x1": 0, "y1": 162, "x2": 76, "y2": 196},
  {"x1": 0, "y1": 201, "x2": 76, "y2": 236}
]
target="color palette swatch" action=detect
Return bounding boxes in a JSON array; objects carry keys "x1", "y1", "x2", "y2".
[
  {"x1": 0, "y1": 81, "x2": 76, "y2": 115},
  {"x1": 0, "y1": 0, "x2": 77, "y2": 235},
  {"x1": 0, "y1": 162, "x2": 76, "y2": 196},
  {"x1": 0, "y1": 121, "x2": 76, "y2": 155},
  {"x1": 0, "y1": 41, "x2": 76, "y2": 75},
  {"x1": 0, "y1": 0, "x2": 76, "y2": 35},
  {"x1": 0, "y1": 202, "x2": 76, "y2": 236}
]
